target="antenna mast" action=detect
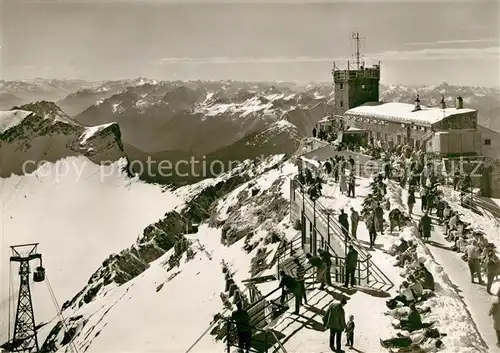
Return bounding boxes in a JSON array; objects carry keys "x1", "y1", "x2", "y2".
[{"x1": 351, "y1": 31, "x2": 365, "y2": 70}]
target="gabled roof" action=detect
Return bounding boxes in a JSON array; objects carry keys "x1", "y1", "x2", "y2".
[{"x1": 345, "y1": 102, "x2": 476, "y2": 126}]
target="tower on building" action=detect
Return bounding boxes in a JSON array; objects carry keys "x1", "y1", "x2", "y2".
[{"x1": 332, "y1": 32, "x2": 380, "y2": 114}]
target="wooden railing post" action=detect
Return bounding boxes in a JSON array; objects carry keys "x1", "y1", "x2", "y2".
[
  {"x1": 367, "y1": 260, "x2": 371, "y2": 284},
  {"x1": 327, "y1": 214, "x2": 330, "y2": 248},
  {"x1": 226, "y1": 319, "x2": 231, "y2": 353}
]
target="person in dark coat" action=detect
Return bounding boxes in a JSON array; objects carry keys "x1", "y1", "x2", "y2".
[
  {"x1": 407, "y1": 189, "x2": 416, "y2": 217},
  {"x1": 319, "y1": 249, "x2": 333, "y2": 286},
  {"x1": 339, "y1": 209, "x2": 349, "y2": 240},
  {"x1": 350, "y1": 208, "x2": 360, "y2": 239},
  {"x1": 278, "y1": 271, "x2": 302, "y2": 314},
  {"x1": 324, "y1": 298, "x2": 347, "y2": 352},
  {"x1": 231, "y1": 301, "x2": 252, "y2": 353},
  {"x1": 366, "y1": 210, "x2": 377, "y2": 248},
  {"x1": 399, "y1": 304, "x2": 423, "y2": 332},
  {"x1": 345, "y1": 246, "x2": 358, "y2": 288},
  {"x1": 419, "y1": 212, "x2": 432, "y2": 241},
  {"x1": 312, "y1": 126, "x2": 317, "y2": 138}
]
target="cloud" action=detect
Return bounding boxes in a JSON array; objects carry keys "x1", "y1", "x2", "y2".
[
  {"x1": 405, "y1": 38, "x2": 499, "y2": 46},
  {"x1": 156, "y1": 46, "x2": 499, "y2": 66}
]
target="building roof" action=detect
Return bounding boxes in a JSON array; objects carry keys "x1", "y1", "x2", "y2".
[{"x1": 345, "y1": 102, "x2": 476, "y2": 127}]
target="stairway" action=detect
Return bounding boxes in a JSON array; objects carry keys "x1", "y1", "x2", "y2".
[{"x1": 290, "y1": 178, "x2": 394, "y2": 292}]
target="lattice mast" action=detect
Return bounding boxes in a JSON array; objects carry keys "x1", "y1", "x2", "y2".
[
  {"x1": 10, "y1": 243, "x2": 45, "y2": 353},
  {"x1": 351, "y1": 31, "x2": 364, "y2": 70}
]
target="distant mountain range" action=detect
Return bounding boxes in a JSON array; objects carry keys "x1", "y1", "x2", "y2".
[{"x1": 1, "y1": 79, "x2": 499, "y2": 184}]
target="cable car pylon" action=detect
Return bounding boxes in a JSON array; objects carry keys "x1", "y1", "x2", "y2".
[{"x1": 8, "y1": 243, "x2": 45, "y2": 353}]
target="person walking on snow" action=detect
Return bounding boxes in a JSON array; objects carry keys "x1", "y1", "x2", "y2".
[
  {"x1": 345, "y1": 245, "x2": 358, "y2": 288},
  {"x1": 324, "y1": 298, "x2": 348, "y2": 353},
  {"x1": 489, "y1": 291, "x2": 500, "y2": 348},
  {"x1": 465, "y1": 241, "x2": 483, "y2": 285},
  {"x1": 420, "y1": 186, "x2": 428, "y2": 213},
  {"x1": 350, "y1": 208, "x2": 359, "y2": 239},
  {"x1": 231, "y1": 301, "x2": 252, "y2": 353},
  {"x1": 339, "y1": 209, "x2": 350, "y2": 240}
]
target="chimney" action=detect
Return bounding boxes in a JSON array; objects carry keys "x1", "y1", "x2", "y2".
[
  {"x1": 413, "y1": 94, "x2": 421, "y2": 111},
  {"x1": 456, "y1": 96, "x2": 463, "y2": 109}
]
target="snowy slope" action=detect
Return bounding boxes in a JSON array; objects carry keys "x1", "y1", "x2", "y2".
[
  {"x1": 35, "y1": 155, "x2": 295, "y2": 352},
  {"x1": 0, "y1": 157, "x2": 182, "y2": 344}
]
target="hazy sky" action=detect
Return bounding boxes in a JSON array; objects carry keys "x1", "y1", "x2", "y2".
[{"x1": 1, "y1": 0, "x2": 499, "y2": 86}]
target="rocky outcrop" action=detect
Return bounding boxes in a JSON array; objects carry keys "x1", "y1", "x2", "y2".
[{"x1": 0, "y1": 102, "x2": 126, "y2": 177}]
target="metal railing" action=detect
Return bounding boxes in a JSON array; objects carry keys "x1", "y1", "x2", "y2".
[{"x1": 291, "y1": 178, "x2": 394, "y2": 291}]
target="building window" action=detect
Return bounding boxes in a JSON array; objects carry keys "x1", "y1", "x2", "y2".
[
  {"x1": 397, "y1": 135, "x2": 402, "y2": 144},
  {"x1": 485, "y1": 139, "x2": 491, "y2": 146},
  {"x1": 340, "y1": 83, "x2": 343, "y2": 90},
  {"x1": 340, "y1": 101, "x2": 344, "y2": 108},
  {"x1": 376, "y1": 132, "x2": 381, "y2": 140}
]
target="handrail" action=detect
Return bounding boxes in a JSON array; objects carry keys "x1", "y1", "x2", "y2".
[
  {"x1": 294, "y1": 178, "x2": 372, "y2": 260},
  {"x1": 293, "y1": 178, "x2": 394, "y2": 291}
]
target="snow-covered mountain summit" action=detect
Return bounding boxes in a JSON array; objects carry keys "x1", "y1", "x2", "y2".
[{"x1": 0, "y1": 103, "x2": 126, "y2": 177}]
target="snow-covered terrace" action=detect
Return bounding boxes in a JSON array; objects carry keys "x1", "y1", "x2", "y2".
[{"x1": 345, "y1": 102, "x2": 476, "y2": 127}]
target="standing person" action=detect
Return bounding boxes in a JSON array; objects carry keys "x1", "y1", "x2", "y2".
[
  {"x1": 345, "y1": 315, "x2": 355, "y2": 349},
  {"x1": 339, "y1": 209, "x2": 350, "y2": 240},
  {"x1": 420, "y1": 186, "x2": 428, "y2": 213},
  {"x1": 489, "y1": 292, "x2": 500, "y2": 348},
  {"x1": 366, "y1": 211, "x2": 377, "y2": 248},
  {"x1": 278, "y1": 270, "x2": 302, "y2": 314},
  {"x1": 350, "y1": 208, "x2": 360, "y2": 239},
  {"x1": 348, "y1": 173, "x2": 356, "y2": 198},
  {"x1": 306, "y1": 253, "x2": 327, "y2": 290},
  {"x1": 293, "y1": 258, "x2": 307, "y2": 304},
  {"x1": 345, "y1": 245, "x2": 358, "y2": 288},
  {"x1": 323, "y1": 298, "x2": 348, "y2": 353},
  {"x1": 231, "y1": 301, "x2": 252, "y2": 353},
  {"x1": 319, "y1": 249, "x2": 333, "y2": 286},
  {"x1": 465, "y1": 241, "x2": 484, "y2": 284},
  {"x1": 408, "y1": 189, "x2": 416, "y2": 217},
  {"x1": 339, "y1": 172, "x2": 348, "y2": 195},
  {"x1": 312, "y1": 126, "x2": 317, "y2": 138},
  {"x1": 486, "y1": 250, "x2": 499, "y2": 295},
  {"x1": 418, "y1": 211, "x2": 432, "y2": 242},
  {"x1": 374, "y1": 203, "x2": 384, "y2": 234}
]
